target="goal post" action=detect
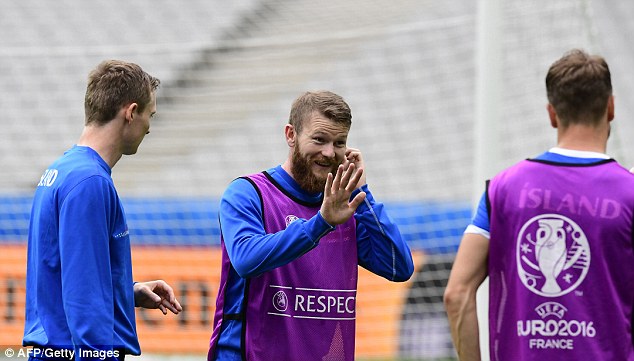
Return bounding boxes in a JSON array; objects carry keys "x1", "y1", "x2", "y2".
[{"x1": 473, "y1": 0, "x2": 503, "y2": 359}]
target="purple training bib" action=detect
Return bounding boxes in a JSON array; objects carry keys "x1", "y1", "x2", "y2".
[{"x1": 487, "y1": 159, "x2": 634, "y2": 360}]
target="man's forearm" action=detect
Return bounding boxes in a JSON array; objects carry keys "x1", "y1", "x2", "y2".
[{"x1": 446, "y1": 292, "x2": 481, "y2": 361}]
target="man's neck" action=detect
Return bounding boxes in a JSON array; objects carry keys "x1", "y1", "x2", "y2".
[
  {"x1": 77, "y1": 124, "x2": 122, "y2": 169},
  {"x1": 281, "y1": 159, "x2": 294, "y2": 181},
  {"x1": 556, "y1": 124, "x2": 608, "y2": 154}
]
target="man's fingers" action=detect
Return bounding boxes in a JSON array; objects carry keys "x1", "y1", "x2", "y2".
[
  {"x1": 331, "y1": 164, "x2": 344, "y2": 191},
  {"x1": 324, "y1": 172, "x2": 334, "y2": 196},
  {"x1": 342, "y1": 157, "x2": 351, "y2": 172},
  {"x1": 349, "y1": 191, "x2": 367, "y2": 210},
  {"x1": 161, "y1": 298, "x2": 181, "y2": 314},
  {"x1": 171, "y1": 297, "x2": 183, "y2": 312},
  {"x1": 340, "y1": 162, "x2": 355, "y2": 187},
  {"x1": 146, "y1": 288, "x2": 162, "y2": 304},
  {"x1": 346, "y1": 167, "x2": 363, "y2": 191},
  {"x1": 345, "y1": 147, "x2": 360, "y2": 158},
  {"x1": 157, "y1": 281, "x2": 177, "y2": 304},
  {"x1": 158, "y1": 304, "x2": 168, "y2": 315}
]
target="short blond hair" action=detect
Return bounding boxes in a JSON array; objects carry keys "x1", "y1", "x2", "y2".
[
  {"x1": 84, "y1": 60, "x2": 160, "y2": 125},
  {"x1": 288, "y1": 91, "x2": 352, "y2": 134}
]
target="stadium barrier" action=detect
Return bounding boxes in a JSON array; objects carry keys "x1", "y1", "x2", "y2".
[{"x1": 0, "y1": 196, "x2": 467, "y2": 358}]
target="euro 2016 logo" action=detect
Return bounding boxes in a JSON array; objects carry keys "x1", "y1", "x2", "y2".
[{"x1": 517, "y1": 214, "x2": 590, "y2": 297}]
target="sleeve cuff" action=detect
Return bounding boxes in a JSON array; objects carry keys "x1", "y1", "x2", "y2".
[
  {"x1": 464, "y1": 224, "x2": 490, "y2": 239},
  {"x1": 305, "y1": 212, "x2": 336, "y2": 243}
]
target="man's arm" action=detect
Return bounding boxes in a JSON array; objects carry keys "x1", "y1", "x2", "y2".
[
  {"x1": 222, "y1": 164, "x2": 366, "y2": 278},
  {"x1": 220, "y1": 178, "x2": 329, "y2": 278},
  {"x1": 343, "y1": 147, "x2": 414, "y2": 281},
  {"x1": 58, "y1": 176, "x2": 118, "y2": 360},
  {"x1": 444, "y1": 232, "x2": 489, "y2": 361},
  {"x1": 354, "y1": 186, "x2": 414, "y2": 281}
]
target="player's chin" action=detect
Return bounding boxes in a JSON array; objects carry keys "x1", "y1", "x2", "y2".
[{"x1": 123, "y1": 148, "x2": 139, "y2": 156}]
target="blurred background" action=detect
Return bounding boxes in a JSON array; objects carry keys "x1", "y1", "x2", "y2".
[{"x1": 1, "y1": 0, "x2": 632, "y2": 360}]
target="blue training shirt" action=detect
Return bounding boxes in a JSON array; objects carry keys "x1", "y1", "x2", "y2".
[
  {"x1": 467, "y1": 147, "x2": 612, "y2": 236},
  {"x1": 23, "y1": 146, "x2": 140, "y2": 360},
  {"x1": 214, "y1": 165, "x2": 414, "y2": 360}
]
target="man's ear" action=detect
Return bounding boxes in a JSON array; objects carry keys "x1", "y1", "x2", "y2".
[
  {"x1": 607, "y1": 95, "x2": 615, "y2": 122},
  {"x1": 547, "y1": 103, "x2": 558, "y2": 128},
  {"x1": 124, "y1": 103, "x2": 138, "y2": 124},
  {"x1": 285, "y1": 124, "x2": 296, "y2": 147}
]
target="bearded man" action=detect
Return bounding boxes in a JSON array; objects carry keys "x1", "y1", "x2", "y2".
[{"x1": 207, "y1": 90, "x2": 414, "y2": 361}]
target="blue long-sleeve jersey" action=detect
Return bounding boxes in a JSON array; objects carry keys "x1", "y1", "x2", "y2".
[
  {"x1": 214, "y1": 165, "x2": 414, "y2": 360},
  {"x1": 23, "y1": 145, "x2": 140, "y2": 360}
]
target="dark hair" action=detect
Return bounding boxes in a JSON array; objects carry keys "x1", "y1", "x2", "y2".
[
  {"x1": 288, "y1": 91, "x2": 352, "y2": 134},
  {"x1": 545, "y1": 49, "x2": 612, "y2": 127},
  {"x1": 84, "y1": 60, "x2": 160, "y2": 125}
]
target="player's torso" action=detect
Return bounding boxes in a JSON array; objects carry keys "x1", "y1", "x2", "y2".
[
  {"x1": 243, "y1": 172, "x2": 358, "y2": 361},
  {"x1": 487, "y1": 159, "x2": 634, "y2": 360}
]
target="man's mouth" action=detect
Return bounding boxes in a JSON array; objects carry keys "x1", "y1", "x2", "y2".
[{"x1": 315, "y1": 161, "x2": 332, "y2": 167}]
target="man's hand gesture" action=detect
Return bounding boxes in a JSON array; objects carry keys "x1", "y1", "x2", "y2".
[
  {"x1": 320, "y1": 163, "x2": 366, "y2": 226},
  {"x1": 344, "y1": 148, "x2": 366, "y2": 188},
  {"x1": 134, "y1": 280, "x2": 183, "y2": 315}
]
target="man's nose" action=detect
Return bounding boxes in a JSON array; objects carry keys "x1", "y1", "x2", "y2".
[{"x1": 321, "y1": 143, "x2": 335, "y2": 158}]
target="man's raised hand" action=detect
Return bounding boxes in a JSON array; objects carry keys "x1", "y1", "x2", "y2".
[{"x1": 320, "y1": 163, "x2": 366, "y2": 226}]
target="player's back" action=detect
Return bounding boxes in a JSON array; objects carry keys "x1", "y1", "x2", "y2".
[
  {"x1": 23, "y1": 145, "x2": 116, "y2": 345},
  {"x1": 487, "y1": 158, "x2": 634, "y2": 361}
]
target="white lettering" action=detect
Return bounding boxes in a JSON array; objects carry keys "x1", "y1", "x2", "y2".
[
  {"x1": 518, "y1": 186, "x2": 621, "y2": 219},
  {"x1": 295, "y1": 295, "x2": 305, "y2": 311},
  {"x1": 22, "y1": 348, "x2": 75, "y2": 360},
  {"x1": 328, "y1": 296, "x2": 337, "y2": 311},
  {"x1": 294, "y1": 294, "x2": 356, "y2": 314},
  {"x1": 518, "y1": 320, "x2": 530, "y2": 336},
  {"x1": 317, "y1": 296, "x2": 327, "y2": 313},
  {"x1": 306, "y1": 295, "x2": 316, "y2": 312},
  {"x1": 337, "y1": 297, "x2": 344, "y2": 313},
  {"x1": 529, "y1": 338, "x2": 574, "y2": 349},
  {"x1": 80, "y1": 349, "x2": 120, "y2": 360},
  {"x1": 517, "y1": 320, "x2": 596, "y2": 337},
  {"x1": 543, "y1": 320, "x2": 558, "y2": 336},
  {"x1": 37, "y1": 169, "x2": 58, "y2": 187},
  {"x1": 345, "y1": 296, "x2": 355, "y2": 313}
]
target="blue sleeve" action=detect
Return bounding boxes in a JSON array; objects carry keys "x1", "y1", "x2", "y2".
[
  {"x1": 220, "y1": 178, "x2": 335, "y2": 278},
  {"x1": 354, "y1": 185, "x2": 414, "y2": 282},
  {"x1": 470, "y1": 192, "x2": 490, "y2": 232},
  {"x1": 58, "y1": 176, "x2": 118, "y2": 360}
]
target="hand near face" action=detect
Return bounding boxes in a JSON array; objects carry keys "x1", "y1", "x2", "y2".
[
  {"x1": 134, "y1": 280, "x2": 183, "y2": 315},
  {"x1": 320, "y1": 163, "x2": 366, "y2": 226},
  {"x1": 343, "y1": 148, "x2": 366, "y2": 188}
]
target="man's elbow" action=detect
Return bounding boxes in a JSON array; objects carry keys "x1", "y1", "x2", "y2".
[
  {"x1": 443, "y1": 284, "x2": 473, "y2": 317},
  {"x1": 233, "y1": 260, "x2": 266, "y2": 279},
  {"x1": 229, "y1": 254, "x2": 264, "y2": 279},
  {"x1": 393, "y1": 261, "x2": 414, "y2": 282}
]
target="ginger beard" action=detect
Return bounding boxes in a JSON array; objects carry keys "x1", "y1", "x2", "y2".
[{"x1": 290, "y1": 143, "x2": 341, "y2": 194}]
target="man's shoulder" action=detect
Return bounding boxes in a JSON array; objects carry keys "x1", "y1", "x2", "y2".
[
  {"x1": 61, "y1": 155, "x2": 110, "y2": 182},
  {"x1": 228, "y1": 167, "x2": 280, "y2": 193},
  {"x1": 222, "y1": 176, "x2": 261, "y2": 203},
  {"x1": 49, "y1": 153, "x2": 113, "y2": 198}
]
